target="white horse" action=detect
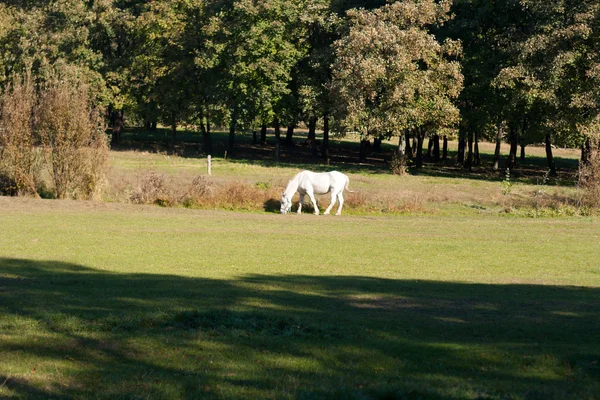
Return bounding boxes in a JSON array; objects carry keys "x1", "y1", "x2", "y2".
[{"x1": 280, "y1": 170, "x2": 352, "y2": 215}]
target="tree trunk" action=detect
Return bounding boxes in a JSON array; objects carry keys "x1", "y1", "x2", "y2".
[
  {"x1": 373, "y1": 137, "x2": 382, "y2": 152},
  {"x1": 393, "y1": 133, "x2": 407, "y2": 173},
  {"x1": 442, "y1": 135, "x2": 448, "y2": 160},
  {"x1": 398, "y1": 133, "x2": 406, "y2": 158},
  {"x1": 359, "y1": 139, "x2": 370, "y2": 163},
  {"x1": 206, "y1": 114, "x2": 210, "y2": 140},
  {"x1": 493, "y1": 122, "x2": 502, "y2": 171},
  {"x1": 520, "y1": 143, "x2": 526, "y2": 162},
  {"x1": 412, "y1": 134, "x2": 418, "y2": 158},
  {"x1": 111, "y1": 109, "x2": 124, "y2": 145},
  {"x1": 545, "y1": 133, "x2": 557, "y2": 176},
  {"x1": 322, "y1": 114, "x2": 330, "y2": 163},
  {"x1": 581, "y1": 137, "x2": 592, "y2": 165},
  {"x1": 465, "y1": 130, "x2": 474, "y2": 171},
  {"x1": 260, "y1": 124, "x2": 267, "y2": 145},
  {"x1": 228, "y1": 110, "x2": 237, "y2": 154},
  {"x1": 427, "y1": 136, "x2": 434, "y2": 159},
  {"x1": 170, "y1": 122, "x2": 177, "y2": 154},
  {"x1": 307, "y1": 116, "x2": 317, "y2": 142},
  {"x1": 433, "y1": 134, "x2": 440, "y2": 162},
  {"x1": 308, "y1": 116, "x2": 318, "y2": 158},
  {"x1": 506, "y1": 126, "x2": 518, "y2": 172},
  {"x1": 285, "y1": 125, "x2": 295, "y2": 145},
  {"x1": 457, "y1": 137, "x2": 466, "y2": 164},
  {"x1": 405, "y1": 131, "x2": 413, "y2": 160},
  {"x1": 474, "y1": 131, "x2": 480, "y2": 166},
  {"x1": 416, "y1": 129, "x2": 425, "y2": 168},
  {"x1": 201, "y1": 122, "x2": 212, "y2": 156},
  {"x1": 199, "y1": 107, "x2": 212, "y2": 155},
  {"x1": 274, "y1": 118, "x2": 281, "y2": 163}
]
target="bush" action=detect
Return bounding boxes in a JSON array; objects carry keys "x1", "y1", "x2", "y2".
[
  {"x1": 37, "y1": 69, "x2": 109, "y2": 199},
  {"x1": 0, "y1": 69, "x2": 109, "y2": 200},
  {"x1": 130, "y1": 171, "x2": 171, "y2": 205},
  {"x1": 0, "y1": 72, "x2": 43, "y2": 196},
  {"x1": 180, "y1": 175, "x2": 215, "y2": 207}
]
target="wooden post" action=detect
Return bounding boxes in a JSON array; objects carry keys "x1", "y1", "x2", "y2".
[{"x1": 207, "y1": 155, "x2": 212, "y2": 176}]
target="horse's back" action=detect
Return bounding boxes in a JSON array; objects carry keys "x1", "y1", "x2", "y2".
[
  {"x1": 296, "y1": 170, "x2": 347, "y2": 194},
  {"x1": 329, "y1": 171, "x2": 349, "y2": 192}
]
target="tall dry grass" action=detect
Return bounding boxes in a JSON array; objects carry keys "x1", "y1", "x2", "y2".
[
  {"x1": 122, "y1": 171, "x2": 435, "y2": 214},
  {"x1": 129, "y1": 172, "x2": 283, "y2": 211}
]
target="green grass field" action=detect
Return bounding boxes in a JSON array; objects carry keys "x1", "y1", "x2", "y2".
[{"x1": 1, "y1": 196, "x2": 599, "y2": 399}]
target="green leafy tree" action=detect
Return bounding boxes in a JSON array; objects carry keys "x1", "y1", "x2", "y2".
[
  {"x1": 0, "y1": 1, "x2": 106, "y2": 99},
  {"x1": 131, "y1": 0, "x2": 196, "y2": 152},
  {"x1": 207, "y1": 0, "x2": 311, "y2": 153},
  {"x1": 446, "y1": 0, "x2": 528, "y2": 170},
  {"x1": 331, "y1": 0, "x2": 463, "y2": 166},
  {"x1": 88, "y1": 0, "x2": 143, "y2": 144},
  {"x1": 491, "y1": 1, "x2": 600, "y2": 175}
]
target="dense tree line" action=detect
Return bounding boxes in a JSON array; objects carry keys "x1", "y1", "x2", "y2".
[{"x1": 1, "y1": 0, "x2": 599, "y2": 172}]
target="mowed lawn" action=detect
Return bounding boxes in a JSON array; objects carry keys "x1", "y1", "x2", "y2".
[{"x1": 1, "y1": 197, "x2": 599, "y2": 399}]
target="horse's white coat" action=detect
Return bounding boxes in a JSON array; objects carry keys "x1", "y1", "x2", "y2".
[{"x1": 280, "y1": 170, "x2": 352, "y2": 215}]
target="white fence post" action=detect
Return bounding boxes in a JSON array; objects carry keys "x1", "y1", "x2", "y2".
[{"x1": 207, "y1": 155, "x2": 212, "y2": 176}]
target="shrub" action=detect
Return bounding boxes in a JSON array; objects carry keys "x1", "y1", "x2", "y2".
[
  {"x1": 130, "y1": 171, "x2": 170, "y2": 205},
  {"x1": 36, "y1": 69, "x2": 109, "y2": 199},
  {"x1": 180, "y1": 175, "x2": 215, "y2": 207},
  {"x1": 0, "y1": 72, "x2": 42, "y2": 196}
]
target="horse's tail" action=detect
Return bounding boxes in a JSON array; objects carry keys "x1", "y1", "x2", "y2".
[{"x1": 345, "y1": 175, "x2": 354, "y2": 193}]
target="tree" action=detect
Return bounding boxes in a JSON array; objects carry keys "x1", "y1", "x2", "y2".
[
  {"x1": 447, "y1": 0, "x2": 530, "y2": 171},
  {"x1": 0, "y1": 71, "x2": 40, "y2": 196},
  {"x1": 206, "y1": 0, "x2": 311, "y2": 154},
  {"x1": 88, "y1": 0, "x2": 142, "y2": 144},
  {"x1": 37, "y1": 68, "x2": 109, "y2": 199},
  {"x1": 0, "y1": 1, "x2": 106, "y2": 97},
  {"x1": 487, "y1": 0, "x2": 600, "y2": 175},
  {"x1": 331, "y1": 0, "x2": 463, "y2": 166}
]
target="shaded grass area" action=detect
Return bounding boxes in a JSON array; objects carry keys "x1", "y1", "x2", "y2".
[
  {"x1": 1, "y1": 201, "x2": 599, "y2": 399},
  {"x1": 1, "y1": 259, "x2": 599, "y2": 399},
  {"x1": 111, "y1": 127, "x2": 581, "y2": 184}
]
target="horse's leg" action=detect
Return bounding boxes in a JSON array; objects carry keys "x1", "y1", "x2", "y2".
[
  {"x1": 335, "y1": 192, "x2": 344, "y2": 215},
  {"x1": 324, "y1": 191, "x2": 337, "y2": 215},
  {"x1": 307, "y1": 192, "x2": 319, "y2": 215},
  {"x1": 297, "y1": 194, "x2": 304, "y2": 214}
]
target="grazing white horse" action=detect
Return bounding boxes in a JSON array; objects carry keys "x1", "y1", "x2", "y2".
[{"x1": 280, "y1": 170, "x2": 352, "y2": 215}]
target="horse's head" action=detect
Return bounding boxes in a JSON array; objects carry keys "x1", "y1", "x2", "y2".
[{"x1": 280, "y1": 193, "x2": 292, "y2": 214}]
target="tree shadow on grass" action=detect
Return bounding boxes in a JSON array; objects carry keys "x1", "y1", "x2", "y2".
[{"x1": 1, "y1": 258, "x2": 599, "y2": 399}]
